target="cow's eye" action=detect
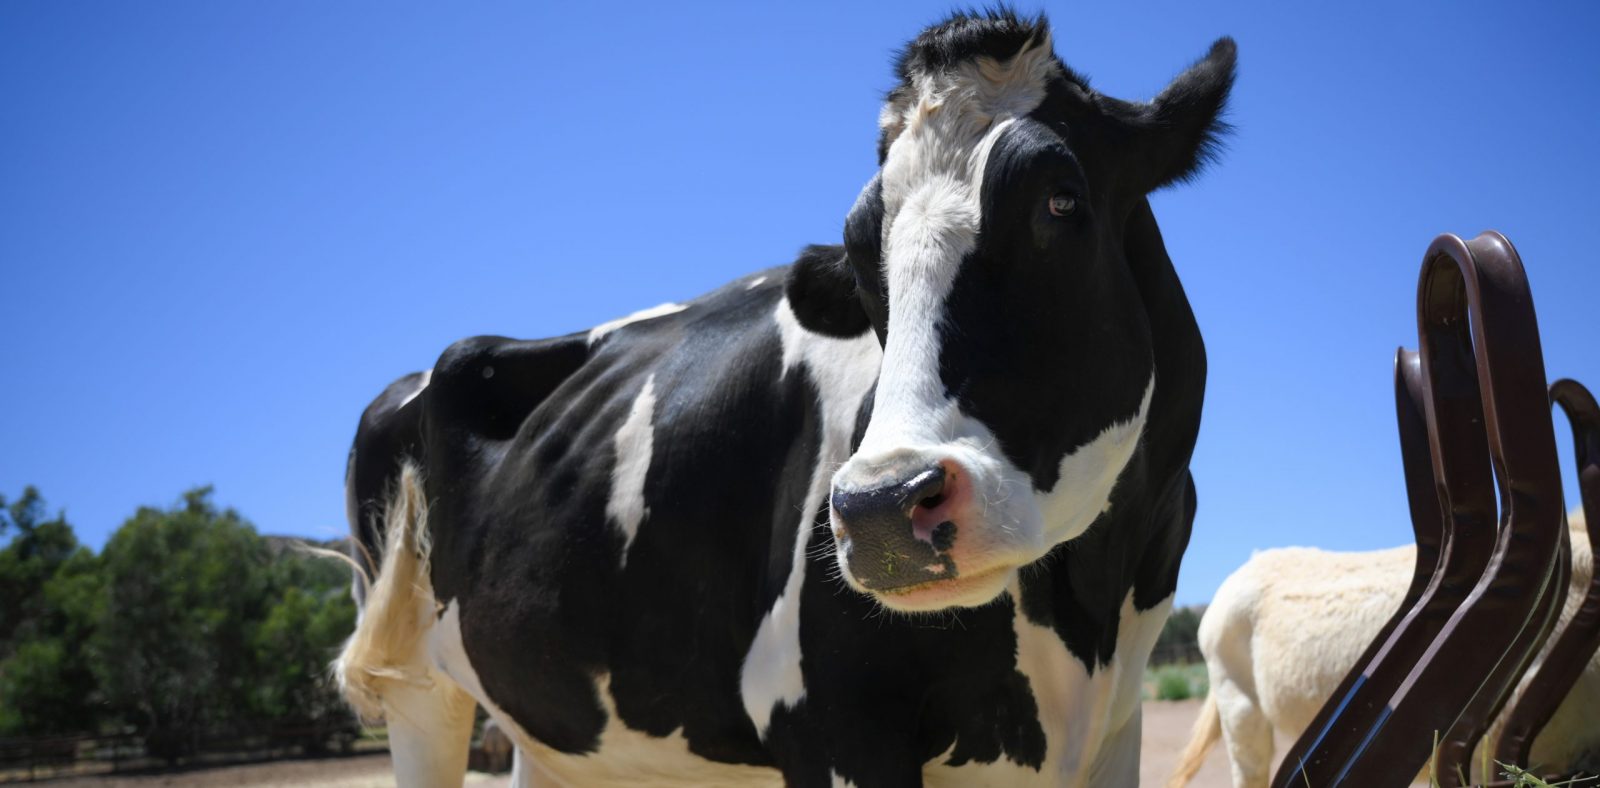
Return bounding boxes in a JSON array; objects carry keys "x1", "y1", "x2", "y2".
[{"x1": 1047, "y1": 193, "x2": 1078, "y2": 217}]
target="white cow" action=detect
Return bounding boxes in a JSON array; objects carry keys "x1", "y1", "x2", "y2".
[{"x1": 1168, "y1": 509, "x2": 1599, "y2": 787}]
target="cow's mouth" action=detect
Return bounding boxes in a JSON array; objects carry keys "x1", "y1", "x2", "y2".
[{"x1": 871, "y1": 563, "x2": 1014, "y2": 611}]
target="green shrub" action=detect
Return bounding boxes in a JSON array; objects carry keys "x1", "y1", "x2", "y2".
[
  {"x1": 1149, "y1": 663, "x2": 1209, "y2": 702},
  {"x1": 1156, "y1": 668, "x2": 1193, "y2": 701}
]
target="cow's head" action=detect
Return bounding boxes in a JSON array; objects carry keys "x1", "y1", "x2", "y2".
[{"x1": 790, "y1": 11, "x2": 1232, "y2": 612}]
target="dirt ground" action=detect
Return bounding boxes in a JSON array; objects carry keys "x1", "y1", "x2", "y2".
[
  {"x1": 40, "y1": 754, "x2": 509, "y2": 788},
  {"x1": 1141, "y1": 698, "x2": 1233, "y2": 787},
  {"x1": 47, "y1": 700, "x2": 1232, "y2": 786}
]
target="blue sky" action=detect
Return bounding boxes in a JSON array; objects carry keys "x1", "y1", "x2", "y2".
[{"x1": 3, "y1": 2, "x2": 1597, "y2": 607}]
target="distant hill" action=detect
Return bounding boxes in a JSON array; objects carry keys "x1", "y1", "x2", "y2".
[{"x1": 262, "y1": 534, "x2": 351, "y2": 557}]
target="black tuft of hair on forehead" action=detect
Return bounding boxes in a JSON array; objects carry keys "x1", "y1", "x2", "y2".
[
  {"x1": 877, "y1": 8, "x2": 1093, "y2": 161},
  {"x1": 892, "y1": 7, "x2": 1085, "y2": 87}
]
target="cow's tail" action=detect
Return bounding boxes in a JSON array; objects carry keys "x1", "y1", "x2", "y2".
[
  {"x1": 1166, "y1": 692, "x2": 1221, "y2": 788},
  {"x1": 334, "y1": 460, "x2": 435, "y2": 722}
]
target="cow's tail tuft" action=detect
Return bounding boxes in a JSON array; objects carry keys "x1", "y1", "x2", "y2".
[
  {"x1": 334, "y1": 461, "x2": 435, "y2": 722},
  {"x1": 1166, "y1": 692, "x2": 1221, "y2": 788}
]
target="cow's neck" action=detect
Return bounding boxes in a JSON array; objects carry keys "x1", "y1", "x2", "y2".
[{"x1": 1015, "y1": 195, "x2": 1205, "y2": 666}]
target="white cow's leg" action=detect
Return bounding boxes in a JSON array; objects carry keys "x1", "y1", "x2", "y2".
[
  {"x1": 510, "y1": 748, "x2": 531, "y2": 788},
  {"x1": 1215, "y1": 679, "x2": 1273, "y2": 788},
  {"x1": 383, "y1": 675, "x2": 477, "y2": 788},
  {"x1": 510, "y1": 747, "x2": 545, "y2": 788},
  {"x1": 1086, "y1": 704, "x2": 1143, "y2": 786},
  {"x1": 335, "y1": 462, "x2": 479, "y2": 788}
]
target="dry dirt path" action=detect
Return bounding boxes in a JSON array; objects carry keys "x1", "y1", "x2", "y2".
[
  {"x1": 51, "y1": 700, "x2": 1232, "y2": 787},
  {"x1": 41, "y1": 754, "x2": 508, "y2": 788},
  {"x1": 1142, "y1": 698, "x2": 1232, "y2": 787}
]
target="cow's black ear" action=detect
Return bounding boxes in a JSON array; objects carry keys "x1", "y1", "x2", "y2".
[
  {"x1": 786, "y1": 244, "x2": 871, "y2": 338},
  {"x1": 1117, "y1": 37, "x2": 1235, "y2": 193}
]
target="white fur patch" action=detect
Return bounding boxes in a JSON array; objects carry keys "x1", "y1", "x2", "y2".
[
  {"x1": 747, "y1": 276, "x2": 768, "y2": 289},
  {"x1": 531, "y1": 675, "x2": 783, "y2": 787},
  {"x1": 878, "y1": 36, "x2": 1059, "y2": 163},
  {"x1": 588, "y1": 303, "x2": 687, "y2": 345},
  {"x1": 1039, "y1": 378, "x2": 1156, "y2": 544},
  {"x1": 740, "y1": 298, "x2": 881, "y2": 737},
  {"x1": 607, "y1": 375, "x2": 657, "y2": 566},
  {"x1": 398, "y1": 368, "x2": 432, "y2": 410},
  {"x1": 430, "y1": 600, "x2": 490, "y2": 701},
  {"x1": 864, "y1": 43, "x2": 1058, "y2": 464}
]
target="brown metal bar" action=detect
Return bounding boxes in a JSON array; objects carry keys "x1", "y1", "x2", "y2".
[
  {"x1": 1273, "y1": 349, "x2": 1449, "y2": 784},
  {"x1": 1272, "y1": 231, "x2": 1567, "y2": 787},
  {"x1": 1344, "y1": 231, "x2": 1567, "y2": 786},
  {"x1": 1274, "y1": 232, "x2": 1507, "y2": 787},
  {"x1": 1494, "y1": 379, "x2": 1600, "y2": 771}
]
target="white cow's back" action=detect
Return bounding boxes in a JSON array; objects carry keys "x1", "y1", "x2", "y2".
[
  {"x1": 1186, "y1": 510, "x2": 1597, "y2": 786},
  {"x1": 1200, "y1": 543, "x2": 1415, "y2": 738}
]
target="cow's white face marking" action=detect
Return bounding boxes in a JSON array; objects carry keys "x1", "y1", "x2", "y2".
[
  {"x1": 588, "y1": 302, "x2": 686, "y2": 345},
  {"x1": 740, "y1": 298, "x2": 881, "y2": 737},
  {"x1": 832, "y1": 39, "x2": 1154, "y2": 612},
  {"x1": 607, "y1": 374, "x2": 656, "y2": 566}
]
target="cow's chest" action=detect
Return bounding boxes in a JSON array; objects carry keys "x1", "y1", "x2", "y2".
[
  {"x1": 445, "y1": 586, "x2": 1166, "y2": 788},
  {"x1": 919, "y1": 588, "x2": 1170, "y2": 788},
  {"x1": 516, "y1": 682, "x2": 785, "y2": 787}
]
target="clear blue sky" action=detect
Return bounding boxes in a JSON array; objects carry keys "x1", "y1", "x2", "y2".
[{"x1": 4, "y1": 2, "x2": 1597, "y2": 607}]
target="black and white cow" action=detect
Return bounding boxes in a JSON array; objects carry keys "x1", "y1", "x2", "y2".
[{"x1": 338, "y1": 11, "x2": 1233, "y2": 787}]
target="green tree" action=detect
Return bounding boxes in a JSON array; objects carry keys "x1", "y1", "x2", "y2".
[
  {"x1": 251, "y1": 537, "x2": 357, "y2": 732},
  {"x1": 0, "y1": 486, "x2": 361, "y2": 747},
  {"x1": 0, "y1": 489, "x2": 101, "y2": 735},
  {"x1": 251, "y1": 583, "x2": 356, "y2": 729},
  {"x1": 0, "y1": 487, "x2": 83, "y2": 651},
  {"x1": 90, "y1": 487, "x2": 275, "y2": 757},
  {"x1": 1152, "y1": 604, "x2": 1205, "y2": 665}
]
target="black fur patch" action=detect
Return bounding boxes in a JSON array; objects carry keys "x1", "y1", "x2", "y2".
[{"x1": 785, "y1": 245, "x2": 871, "y2": 338}]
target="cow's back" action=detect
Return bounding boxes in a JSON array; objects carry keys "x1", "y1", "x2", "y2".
[
  {"x1": 1199, "y1": 544, "x2": 1414, "y2": 735},
  {"x1": 1196, "y1": 512, "x2": 1598, "y2": 775}
]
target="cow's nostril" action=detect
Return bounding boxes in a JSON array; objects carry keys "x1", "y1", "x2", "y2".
[
  {"x1": 831, "y1": 463, "x2": 960, "y2": 591},
  {"x1": 831, "y1": 464, "x2": 948, "y2": 527},
  {"x1": 898, "y1": 465, "x2": 947, "y2": 513}
]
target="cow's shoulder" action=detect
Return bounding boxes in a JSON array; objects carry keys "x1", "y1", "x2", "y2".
[
  {"x1": 347, "y1": 370, "x2": 432, "y2": 578},
  {"x1": 425, "y1": 332, "x2": 591, "y2": 445},
  {"x1": 413, "y1": 259, "x2": 877, "y2": 772}
]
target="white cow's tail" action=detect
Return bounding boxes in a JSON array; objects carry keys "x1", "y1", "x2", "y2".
[
  {"x1": 1166, "y1": 693, "x2": 1221, "y2": 788},
  {"x1": 335, "y1": 461, "x2": 435, "y2": 721}
]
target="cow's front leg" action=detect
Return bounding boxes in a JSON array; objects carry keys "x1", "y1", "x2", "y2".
[{"x1": 382, "y1": 675, "x2": 478, "y2": 787}]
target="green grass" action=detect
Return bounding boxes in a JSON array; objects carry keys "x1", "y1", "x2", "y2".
[
  {"x1": 1417, "y1": 736, "x2": 1599, "y2": 788},
  {"x1": 1145, "y1": 663, "x2": 1208, "y2": 702},
  {"x1": 1490, "y1": 763, "x2": 1599, "y2": 787}
]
